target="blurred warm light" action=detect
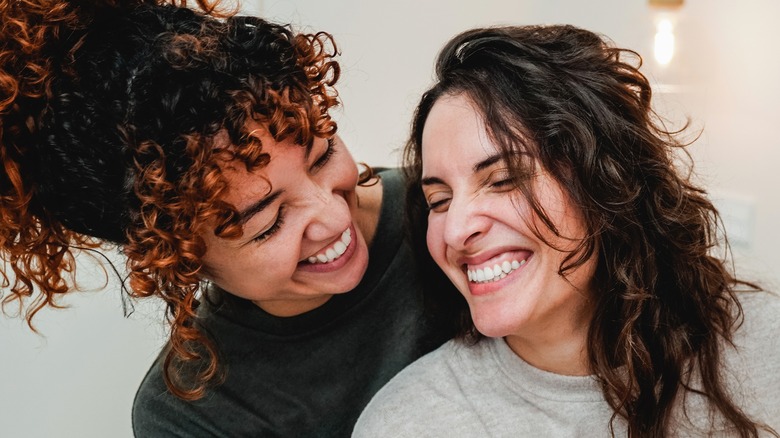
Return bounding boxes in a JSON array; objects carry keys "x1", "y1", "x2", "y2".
[
  {"x1": 648, "y1": 0, "x2": 683, "y2": 6},
  {"x1": 654, "y1": 18, "x2": 675, "y2": 65}
]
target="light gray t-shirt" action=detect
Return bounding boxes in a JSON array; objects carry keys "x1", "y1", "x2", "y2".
[{"x1": 353, "y1": 292, "x2": 780, "y2": 437}]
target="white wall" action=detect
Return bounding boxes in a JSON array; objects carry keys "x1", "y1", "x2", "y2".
[
  {"x1": 1, "y1": 250, "x2": 166, "y2": 438},
  {"x1": 2, "y1": 1, "x2": 777, "y2": 437}
]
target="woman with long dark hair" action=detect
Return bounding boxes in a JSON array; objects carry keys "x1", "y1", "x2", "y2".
[
  {"x1": 354, "y1": 25, "x2": 780, "y2": 437},
  {"x1": 0, "y1": 1, "x2": 453, "y2": 435}
]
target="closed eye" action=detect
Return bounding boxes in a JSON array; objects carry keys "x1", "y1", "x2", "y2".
[
  {"x1": 310, "y1": 137, "x2": 336, "y2": 172},
  {"x1": 424, "y1": 187, "x2": 452, "y2": 213},
  {"x1": 491, "y1": 178, "x2": 514, "y2": 189},
  {"x1": 250, "y1": 206, "x2": 285, "y2": 244},
  {"x1": 421, "y1": 176, "x2": 451, "y2": 213},
  {"x1": 485, "y1": 168, "x2": 519, "y2": 192},
  {"x1": 427, "y1": 197, "x2": 451, "y2": 212}
]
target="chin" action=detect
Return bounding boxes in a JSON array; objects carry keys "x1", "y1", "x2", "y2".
[
  {"x1": 469, "y1": 303, "x2": 526, "y2": 339},
  {"x1": 473, "y1": 323, "x2": 514, "y2": 338},
  {"x1": 471, "y1": 314, "x2": 510, "y2": 338},
  {"x1": 335, "y1": 272, "x2": 366, "y2": 294}
]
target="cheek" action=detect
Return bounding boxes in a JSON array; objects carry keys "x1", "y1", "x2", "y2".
[
  {"x1": 331, "y1": 148, "x2": 359, "y2": 186},
  {"x1": 568, "y1": 250, "x2": 598, "y2": 295},
  {"x1": 206, "y1": 245, "x2": 297, "y2": 297},
  {"x1": 543, "y1": 206, "x2": 589, "y2": 254},
  {"x1": 426, "y1": 215, "x2": 446, "y2": 266}
]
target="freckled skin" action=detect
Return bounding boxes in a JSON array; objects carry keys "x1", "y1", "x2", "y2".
[{"x1": 200, "y1": 127, "x2": 371, "y2": 317}]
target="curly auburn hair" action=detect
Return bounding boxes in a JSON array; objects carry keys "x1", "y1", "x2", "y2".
[
  {"x1": 404, "y1": 25, "x2": 774, "y2": 437},
  {"x1": 1, "y1": 0, "x2": 340, "y2": 399}
]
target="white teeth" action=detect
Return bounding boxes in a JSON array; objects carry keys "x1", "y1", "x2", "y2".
[
  {"x1": 467, "y1": 258, "x2": 527, "y2": 284},
  {"x1": 501, "y1": 261, "x2": 512, "y2": 274},
  {"x1": 306, "y1": 228, "x2": 352, "y2": 264}
]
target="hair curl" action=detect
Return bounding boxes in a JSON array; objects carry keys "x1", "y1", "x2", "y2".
[
  {"x1": 1, "y1": 0, "x2": 340, "y2": 399},
  {"x1": 404, "y1": 24, "x2": 774, "y2": 437}
]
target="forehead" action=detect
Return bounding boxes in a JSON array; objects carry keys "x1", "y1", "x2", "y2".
[
  {"x1": 421, "y1": 95, "x2": 497, "y2": 169},
  {"x1": 217, "y1": 133, "x2": 306, "y2": 209},
  {"x1": 421, "y1": 94, "x2": 543, "y2": 177}
]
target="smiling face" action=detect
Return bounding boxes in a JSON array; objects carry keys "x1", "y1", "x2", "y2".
[
  {"x1": 199, "y1": 127, "x2": 369, "y2": 317},
  {"x1": 421, "y1": 94, "x2": 596, "y2": 355}
]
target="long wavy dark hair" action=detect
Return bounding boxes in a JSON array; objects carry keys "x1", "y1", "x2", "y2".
[
  {"x1": 404, "y1": 25, "x2": 773, "y2": 437},
  {"x1": 0, "y1": 0, "x2": 340, "y2": 399}
]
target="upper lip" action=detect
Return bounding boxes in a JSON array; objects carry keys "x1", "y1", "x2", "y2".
[{"x1": 454, "y1": 246, "x2": 532, "y2": 268}]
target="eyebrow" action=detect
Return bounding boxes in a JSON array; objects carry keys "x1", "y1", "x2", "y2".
[
  {"x1": 238, "y1": 190, "x2": 283, "y2": 224},
  {"x1": 473, "y1": 153, "x2": 503, "y2": 173},
  {"x1": 421, "y1": 152, "x2": 504, "y2": 187},
  {"x1": 421, "y1": 176, "x2": 445, "y2": 187}
]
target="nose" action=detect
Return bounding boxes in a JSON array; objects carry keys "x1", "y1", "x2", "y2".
[
  {"x1": 441, "y1": 194, "x2": 491, "y2": 251},
  {"x1": 303, "y1": 182, "x2": 352, "y2": 243}
]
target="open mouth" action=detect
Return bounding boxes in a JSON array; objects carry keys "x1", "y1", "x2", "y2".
[
  {"x1": 466, "y1": 255, "x2": 530, "y2": 284},
  {"x1": 305, "y1": 228, "x2": 352, "y2": 265}
]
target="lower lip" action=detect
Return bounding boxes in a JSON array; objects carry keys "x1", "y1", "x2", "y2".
[
  {"x1": 467, "y1": 257, "x2": 530, "y2": 297},
  {"x1": 296, "y1": 223, "x2": 358, "y2": 273}
]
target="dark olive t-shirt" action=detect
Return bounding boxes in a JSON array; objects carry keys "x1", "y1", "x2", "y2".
[{"x1": 131, "y1": 169, "x2": 454, "y2": 437}]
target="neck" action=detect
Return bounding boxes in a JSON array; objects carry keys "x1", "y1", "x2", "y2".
[
  {"x1": 253, "y1": 295, "x2": 331, "y2": 317},
  {"x1": 504, "y1": 312, "x2": 592, "y2": 376}
]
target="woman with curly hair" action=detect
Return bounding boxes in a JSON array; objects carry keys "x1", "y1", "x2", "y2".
[
  {"x1": 353, "y1": 25, "x2": 780, "y2": 437},
  {"x1": 0, "y1": 0, "x2": 453, "y2": 435}
]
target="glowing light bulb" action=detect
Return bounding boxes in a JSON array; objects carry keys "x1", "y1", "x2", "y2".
[{"x1": 654, "y1": 18, "x2": 675, "y2": 65}]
